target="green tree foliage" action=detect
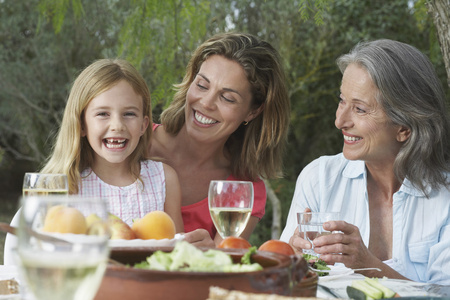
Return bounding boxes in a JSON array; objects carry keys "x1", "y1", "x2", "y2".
[
  {"x1": 37, "y1": 0, "x2": 84, "y2": 33},
  {"x1": 0, "y1": 0, "x2": 119, "y2": 165},
  {"x1": 117, "y1": 0, "x2": 211, "y2": 114}
]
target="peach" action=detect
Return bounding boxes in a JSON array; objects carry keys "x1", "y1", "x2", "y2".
[
  {"x1": 132, "y1": 211, "x2": 175, "y2": 240},
  {"x1": 42, "y1": 205, "x2": 87, "y2": 234},
  {"x1": 108, "y1": 214, "x2": 136, "y2": 240}
]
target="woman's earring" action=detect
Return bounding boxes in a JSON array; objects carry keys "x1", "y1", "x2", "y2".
[{"x1": 243, "y1": 121, "x2": 249, "y2": 126}]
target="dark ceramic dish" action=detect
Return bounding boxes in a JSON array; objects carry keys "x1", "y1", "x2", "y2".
[{"x1": 94, "y1": 247, "x2": 310, "y2": 300}]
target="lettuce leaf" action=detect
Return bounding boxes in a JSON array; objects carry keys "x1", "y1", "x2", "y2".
[{"x1": 135, "y1": 241, "x2": 262, "y2": 272}]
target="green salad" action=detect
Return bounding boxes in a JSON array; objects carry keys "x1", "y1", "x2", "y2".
[
  {"x1": 134, "y1": 241, "x2": 263, "y2": 273},
  {"x1": 302, "y1": 254, "x2": 330, "y2": 276}
]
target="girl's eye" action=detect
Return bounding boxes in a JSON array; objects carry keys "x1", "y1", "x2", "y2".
[
  {"x1": 124, "y1": 112, "x2": 137, "y2": 117},
  {"x1": 96, "y1": 112, "x2": 108, "y2": 117}
]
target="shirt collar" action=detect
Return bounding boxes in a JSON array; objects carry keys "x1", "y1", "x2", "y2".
[
  {"x1": 342, "y1": 159, "x2": 365, "y2": 179},
  {"x1": 342, "y1": 158, "x2": 428, "y2": 197},
  {"x1": 399, "y1": 178, "x2": 429, "y2": 197}
]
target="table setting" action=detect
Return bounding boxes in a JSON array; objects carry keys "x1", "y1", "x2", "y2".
[
  {"x1": 0, "y1": 263, "x2": 449, "y2": 300},
  {"x1": 1, "y1": 177, "x2": 449, "y2": 300}
]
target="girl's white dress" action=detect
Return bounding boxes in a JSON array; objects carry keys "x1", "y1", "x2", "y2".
[{"x1": 79, "y1": 160, "x2": 166, "y2": 226}]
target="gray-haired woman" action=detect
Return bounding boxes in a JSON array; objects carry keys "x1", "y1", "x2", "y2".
[{"x1": 281, "y1": 39, "x2": 450, "y2": 284}]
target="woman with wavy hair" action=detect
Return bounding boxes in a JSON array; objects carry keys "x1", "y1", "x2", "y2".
[
  {"x1": 281, "y1": 39, "x2": 450, "y2": 284},
  {"x1": 150, "y1": 32, "x2": 290, "y2": 246}
]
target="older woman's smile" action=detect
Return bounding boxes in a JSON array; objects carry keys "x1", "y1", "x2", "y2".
[{"x1": 343, "y1": 132, "x2": 362, "y2": 143}]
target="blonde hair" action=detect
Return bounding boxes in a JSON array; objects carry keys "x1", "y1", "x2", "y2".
[
  {"x1": 41, "y1": 59, "x2": 152, "y2": 194},
  {"x1": 160, "y1": 32, "x2": 290, "y2": 181}
]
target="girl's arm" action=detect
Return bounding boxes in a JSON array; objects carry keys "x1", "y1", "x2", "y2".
[{"x1": 162, "y1": 163, "x2": 184, "y2": 233}]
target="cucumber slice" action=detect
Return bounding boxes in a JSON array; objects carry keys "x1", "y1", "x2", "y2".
[
  {"x1": 365, "y1": 278, "x2": 396, "y2": 298},
  {"x1": 351, "y1": 280, "x2": 383, "y2": 299},
  {"x1": 347, "y1": 286, "x2": 369, "y2": 300}
]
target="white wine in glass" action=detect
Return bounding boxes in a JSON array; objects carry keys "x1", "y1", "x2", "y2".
[
  {"x1": 22, "y1": 173, "x2": 69, "y2": 196},
  {"x1": 208, "y1": 180, "x2": 253, "y2": 238},
  {"x1": 16, "y1": 195, "x2": 110, "y2": 300}
]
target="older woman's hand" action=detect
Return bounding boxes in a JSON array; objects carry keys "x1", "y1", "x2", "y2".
[
  {"x1": 289, "y1": 227, "x2": 313, "y2": 254},
  {"x1": 312, "y1": 221, "x2": 379, "y2": 269},
  {"x1": 289, "y1": 207, "x2": 313, "y2": 254},
  {"x1": 183, "y1": 229, "x2": 216, "y2": 248}
]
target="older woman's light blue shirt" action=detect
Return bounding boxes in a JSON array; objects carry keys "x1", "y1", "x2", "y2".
[{"x1": 280, "y1": 153, "x2": 450, "y2": 284}]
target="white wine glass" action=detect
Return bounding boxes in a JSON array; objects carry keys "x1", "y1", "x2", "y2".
[
  {"x1": 23, "y1": 173, "x2": 69, "y2": 196},
  {"x1": 3, "y1": 174, "x2": 69, "y2": 266},
  {"x1": 16, "y1": 195, "x2": 110, "y2": 300},
  {"x1": 208, "y1": 180, "x2": 254, "y2": 238}
]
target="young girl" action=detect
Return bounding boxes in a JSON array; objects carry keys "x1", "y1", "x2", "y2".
[{"x1": 40, "y1": 58, "x2": 183, "y2": 230}]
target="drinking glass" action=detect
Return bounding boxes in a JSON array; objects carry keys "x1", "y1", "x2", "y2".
[
  {"x1": 16, "y1": 195, "x2": 110, "y2": 300},
  {"x1": 297, "y1": 211, "x2": 340, "y2": 257},
  {"x1": 3, "y1": 174, "x2": 69, "y2": 265},
  {"x1": 23, "y1": 173, "x2": 69, "y2": 196},
  {"x1": 208, "y1": 180, "x2": 254, "y2": 238}
]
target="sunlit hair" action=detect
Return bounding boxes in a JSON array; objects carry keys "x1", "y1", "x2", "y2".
[
  {"x1": 41, "y1": 59, "x2": 152, "y2": 194},
  {"x1": 160, "y1": 32, "x2": 290, "y2": 180},
  {"x1": 337, "y1": 39, "x2": 450, "y2": 196}
]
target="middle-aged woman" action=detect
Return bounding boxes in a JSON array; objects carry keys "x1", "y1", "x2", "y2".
[
  {"x1": 149, "y1": 32, "x2": 290, "y2": 247},
  {"x1": 280, "y1": 39, "x2": 450, "y2": 284}
]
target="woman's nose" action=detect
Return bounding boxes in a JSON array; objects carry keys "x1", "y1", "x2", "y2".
[
  {"x1": 199, "y1": 91, "x2": 217, "y2": 110},
  {"x1": 335, "y1": 105, "x2": 352, "y2": 129}
]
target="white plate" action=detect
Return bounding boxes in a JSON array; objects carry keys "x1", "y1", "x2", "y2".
[
  {"x1": 33, "y1": 231, "x2": 185, "y2": 248},
  {"x1": 0, "y1": 295, "x2": 21, "y2": 299},
  {"x1": 108, "y1": 233, "x2": 184, "y2": 248},
  {"x1": 319, "y1": 275, "x2": 432, "y2": 298},
  {"x1": 319, "y1": 264, "x2": 357, "y2": 281}
]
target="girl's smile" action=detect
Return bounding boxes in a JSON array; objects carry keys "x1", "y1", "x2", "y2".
[
  {"x1": 103, "y1": 138, "x2": 128, "y2": 149},
  {"x1": 82, "y1": 80, "x2": 149, "y2": 168}
]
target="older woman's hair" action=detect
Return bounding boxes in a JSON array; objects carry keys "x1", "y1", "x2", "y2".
[
  {"x1": 161, "y1": 32, "x2": 290, "y2": 181},
  {"x1": 41, "y1": 59, "x2": 152, "y2": 193},
  {"x1": 337, "y1": 39, "x2": 450, "y2": 196}
]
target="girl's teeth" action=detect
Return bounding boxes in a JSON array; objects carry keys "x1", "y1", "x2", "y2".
[
  {"x1": 195, "y1": 111, "x2": 217, "y2": 125},
  {"x1": 105, "y1": 139, "x2": 126, "y2": 149}
]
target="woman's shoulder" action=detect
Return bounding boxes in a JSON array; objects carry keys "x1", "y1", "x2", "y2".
[{"x1": 149, "y1": 123, "x2": 173, "y2": 157}]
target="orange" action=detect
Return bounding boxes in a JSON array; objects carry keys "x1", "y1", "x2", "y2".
[
  {"x1": 217, "y1": 236, "x2": 252, "y2": 249},
  {"x1": 43, "y1": 205, "x2": 87, "y2": 234},
  {"x1": 131, "y1": 211, "x2": 176, "y2": 240},
  {"x1": 258, "y1": 240, "x2": 295, "y2": 256}
]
